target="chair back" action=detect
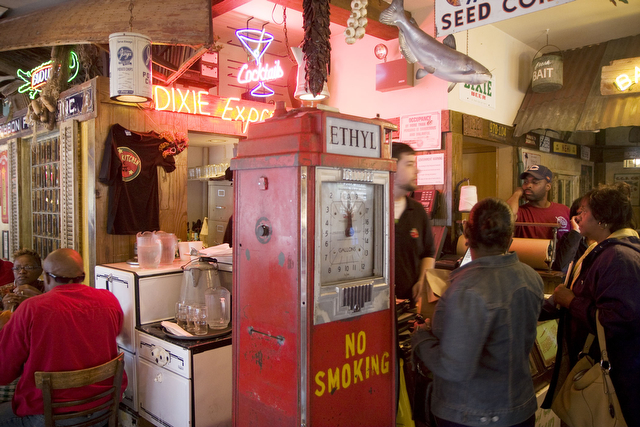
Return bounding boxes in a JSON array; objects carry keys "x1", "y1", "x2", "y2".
[{"x1": 34, "y1": 353, "x2": 124, "y2": 427}]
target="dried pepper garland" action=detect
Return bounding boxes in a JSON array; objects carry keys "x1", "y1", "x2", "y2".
[{"x1": 302, "y1": 0, "x2": 331, "y2": 97}]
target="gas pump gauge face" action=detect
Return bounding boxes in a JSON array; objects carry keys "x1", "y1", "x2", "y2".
[{"x1": 319, "y1": 181, "x2": 376, "y2": 284}]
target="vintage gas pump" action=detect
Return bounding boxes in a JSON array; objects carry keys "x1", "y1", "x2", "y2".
[{"x1": 232, "y1": 109, "x2": 397, "y2": 426}]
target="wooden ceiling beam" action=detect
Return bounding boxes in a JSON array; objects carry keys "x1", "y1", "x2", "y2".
[
  {"x1": 266, "y1": 0, "x2": 406, "y2": 41},
  {"x1": 164, "y1": 46, "x2": 210, "y2": 85},
  {"x1": 0, "y1": 0, "x2": 212, "y2": 52},
  {"x1": 212, "y1": 0, "x2": 253, "y2": 17}
]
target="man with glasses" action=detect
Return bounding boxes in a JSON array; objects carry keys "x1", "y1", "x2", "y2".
[{"x1": 0, "y1": 248, "x2": 126, "y2": 426}]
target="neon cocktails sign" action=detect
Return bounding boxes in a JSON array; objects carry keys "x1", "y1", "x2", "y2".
[{"x1": 235, "y1": 28, "x2": 284, "y2": 97}]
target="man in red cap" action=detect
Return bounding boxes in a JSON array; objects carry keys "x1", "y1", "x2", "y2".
[{"x1": 507, "y1": 164, "x2": 570, "y2": 241}]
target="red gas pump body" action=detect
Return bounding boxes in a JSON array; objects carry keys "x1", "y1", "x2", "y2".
[{"x1": 232, "y1": 109, "x2": 396, "y2": 426}]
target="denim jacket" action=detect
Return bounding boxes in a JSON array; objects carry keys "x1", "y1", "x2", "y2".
[{"x1": 412, "y1": 252, "x2": 544, "y2": 426}]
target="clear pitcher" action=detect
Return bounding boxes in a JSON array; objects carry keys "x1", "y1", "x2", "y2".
[
  {"x1": 156, "y1": 231, "x2": 178, "y2": 265},
  {"x1": 136, "y1": 231, "x2": 161, "y2": 269}
]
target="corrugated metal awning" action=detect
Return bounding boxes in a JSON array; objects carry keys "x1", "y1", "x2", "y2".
[{"x1": 514, "y1": 34, "x2": 640, "y2": 137}]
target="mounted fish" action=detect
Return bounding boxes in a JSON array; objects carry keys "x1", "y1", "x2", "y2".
[{"x1": 380, "y1": 0, "x2": 492, "y2": 92}]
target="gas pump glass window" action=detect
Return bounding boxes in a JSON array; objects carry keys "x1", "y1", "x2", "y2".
[{"x1": 317, "y1": 167, "x2": 386, "y2": 285}]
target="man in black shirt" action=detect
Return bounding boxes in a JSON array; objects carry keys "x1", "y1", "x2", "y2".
[{"x1": 392, "y1": 143, "x2": 435, "y2": 307}]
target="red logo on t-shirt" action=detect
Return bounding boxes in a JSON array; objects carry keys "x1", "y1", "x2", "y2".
[
  {"x1": 117, "y1": 147, "x2": 141, "y2": 182},
  {"x1": 410, "y1": 228, "x2": 419, "y2": 239}
]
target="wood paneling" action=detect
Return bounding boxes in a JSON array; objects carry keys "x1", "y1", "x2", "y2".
[
  {"x1": 93, "y1": 78, "x2": 188, "y2": 264},
  {"x1": 90, "y1": 76, "x2": 246, "y2": 264}
]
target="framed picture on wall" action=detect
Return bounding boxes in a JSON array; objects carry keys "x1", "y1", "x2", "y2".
[
  {"x1": 613, "y1": 174, "x2": 640, "y2": 206},
  {"x1": 2, "y1": 230, "x2": 8, "y2": 260}
]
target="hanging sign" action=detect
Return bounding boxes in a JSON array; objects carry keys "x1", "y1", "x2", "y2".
[
  {"x1": 153, "y1": 85, "x2": 275, "y2": 133},
  {"x1": 17, "y1": 52, "x2": 80, "y2": 99},
  {"x1": 399, "y1": 111, "x2": 441, "y2": 151},
  {"x1": 435, "y1": 0, "x2": 575, "y2": 37},
  {"x1": 235, "y1": 29, "x2": 284, "y2": 98},
  {"x1": 460, "y1": 78, "x2": 496, "y2": 109},
  {"x1": 600, "y1": 57, "x2": 640, "y2": 95}
]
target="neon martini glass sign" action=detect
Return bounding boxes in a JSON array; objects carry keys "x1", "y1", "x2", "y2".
[
  {"x1": 17, "y1": 51, "x2": 80, "y2": 99},
  {"x1": 235, "y1": 28, "x2": 284, "y2": 98}
]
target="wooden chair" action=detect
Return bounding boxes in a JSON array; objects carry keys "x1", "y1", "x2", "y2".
[{"x1": 34, "y1": 353, "x2": 124, "y2": 427}]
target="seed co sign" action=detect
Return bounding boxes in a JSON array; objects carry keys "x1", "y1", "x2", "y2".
[{"x1": 435, "y1": 0, "x2": 575, "y2": 37}]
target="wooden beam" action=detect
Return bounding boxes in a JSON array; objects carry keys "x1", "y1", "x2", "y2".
[
  {"x1": 593, "y1": 146, "x2": 640, "y2": 163},
  {"x1": 0, "y1": 0, "x2": 211, "y2": 52},
  {"x1": 267, "y1": 0, "x2": 407, "y2": 41},
  {"x1": 212, "y1": 0, "x2": 253, "y2": 17},
  {"x1": 165, "y1": 46, "x2": 209, "y2": 85},
  {"x1": 153, "y1": 56, "x2": 180, "y2": 73}
]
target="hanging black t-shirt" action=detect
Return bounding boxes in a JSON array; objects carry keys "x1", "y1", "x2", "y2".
[{"x1": 99, "y1": 124, "x2": 176, "y2": 234}]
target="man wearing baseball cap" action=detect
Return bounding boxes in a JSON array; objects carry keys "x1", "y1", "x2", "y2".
[{"x1": 506, "y1": 164, "x2": 570, "y2": 241}]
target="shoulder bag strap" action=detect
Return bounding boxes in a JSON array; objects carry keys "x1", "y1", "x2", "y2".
[{"x1": 595, "y1": 309, "x2": 610, "y2": 368}]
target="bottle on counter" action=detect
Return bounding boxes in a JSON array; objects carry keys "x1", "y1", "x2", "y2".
[{"x1": 205, "y1": 277, "x2": 230, "y2": 330}]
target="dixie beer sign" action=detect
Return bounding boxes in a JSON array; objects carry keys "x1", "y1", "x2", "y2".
[{"x1": 601, "y1": 57, "x2": 640, "y2": 95}]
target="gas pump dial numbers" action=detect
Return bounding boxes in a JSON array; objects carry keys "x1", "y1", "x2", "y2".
[{"x1": 320, "y1": 182, "x2": 375, "y2": 284}]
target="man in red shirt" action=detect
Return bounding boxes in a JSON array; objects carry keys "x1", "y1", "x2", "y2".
[
  {"x1": 507, "y1": 164, "x2": 570, "y2": 241},
  {"x1": 0, "y1": 248, "x2": 126, "y2": 426}
]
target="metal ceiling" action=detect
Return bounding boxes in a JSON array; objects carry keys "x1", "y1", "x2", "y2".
[{"x1": 514, "y1": 34, "x2": 640, "y2": 137}]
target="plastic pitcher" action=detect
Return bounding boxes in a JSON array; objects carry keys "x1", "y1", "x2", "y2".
[
  {"x1": 136, "y1": 231, "x2": 162, "y2": 269},
  {"x1": 156, "y1": 231, "x2": 178, "y2": 264}
]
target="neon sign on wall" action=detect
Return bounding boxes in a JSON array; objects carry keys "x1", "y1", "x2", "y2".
[
  {"x1": 601, "y1": 57, "x2": 640, "y2": 96},
  {"x1": 235, "y1": 28, "x2": 284, "y2": 98},
  {"x1": 17, "y1": 52, "x2": 80, "y2": 99},
  {"x1": 153, "y1": 85, "x2": 274, "y2": 133}
]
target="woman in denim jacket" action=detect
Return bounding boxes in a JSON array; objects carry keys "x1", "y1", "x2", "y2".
[{"x1": 412, "y1": 198, "x2": 544, "y2": 427}]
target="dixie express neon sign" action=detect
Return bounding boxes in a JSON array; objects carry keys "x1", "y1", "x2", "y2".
[{"x1": 153, "y1": 86, "x2": 274, "y2": 133}]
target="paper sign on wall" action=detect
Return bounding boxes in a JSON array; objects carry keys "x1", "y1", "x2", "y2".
[
  {"x1": 399, "y1": 111, "x2": 441, "y2": 151},
  {"x1": 417, "y1": 153, "x2": 445, "y2": 185}
]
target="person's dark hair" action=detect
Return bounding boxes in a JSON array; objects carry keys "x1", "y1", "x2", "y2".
[
  {"x1": 583, "y1": 182, "x2": 634, "y2": 232},
  {"x1": 465, "y1": 198, "x2": 514, "y2": 252},
  {"x1": 569, "y1": 197, "x2": 582, "y2": 219},
  {"x1": 13, "y1": 248, "x2": 42, "y2": 267},
  {"x1": 392, "y1": 142, "x2": 415, "y2": 161}
]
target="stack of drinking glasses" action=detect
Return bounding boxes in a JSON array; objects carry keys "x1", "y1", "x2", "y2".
[{"x1": 175, "y1": 302, "x2": 208, "y2": 336}]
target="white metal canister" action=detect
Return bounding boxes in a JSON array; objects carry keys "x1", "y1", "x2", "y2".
[{"x1": 109, "y1": 32, "x2": 152, "y2": 103}]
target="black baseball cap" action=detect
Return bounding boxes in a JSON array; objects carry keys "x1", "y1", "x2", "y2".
[{"x1": 520, "y1": 165, "x2": 552, "y2": 182}]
